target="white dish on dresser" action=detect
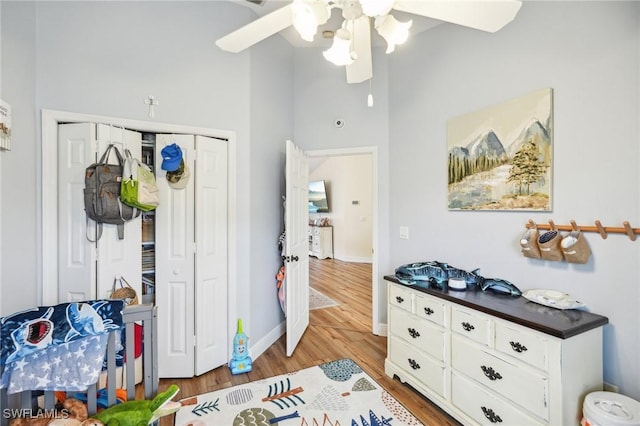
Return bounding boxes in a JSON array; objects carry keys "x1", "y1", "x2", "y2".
[{"x1": 522, "y1": 289, "x2": 585, "y2": 310}]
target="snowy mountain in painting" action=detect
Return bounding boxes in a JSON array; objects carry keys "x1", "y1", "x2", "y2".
[
  {"x1": 506, "y1": 120, "x2": 551, "y2": 161},
  {"x1": 465, "y1": 130, "x2": 507, "y2": 159},
  {"x1": 448, "y1": 146, "x2": 470, "y2": 159}
]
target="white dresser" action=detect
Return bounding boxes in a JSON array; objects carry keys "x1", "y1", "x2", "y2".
[
  {"x1": 308, "y1": 225, "x2": 333, "y2": 259},
  {"x1": 384, "y1": 277, "x2": 608, "y2": 426}
]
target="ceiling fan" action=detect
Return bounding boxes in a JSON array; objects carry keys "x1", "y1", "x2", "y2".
[{"x1": 216, "y1": 0, "x2": 522, "y2": 84}]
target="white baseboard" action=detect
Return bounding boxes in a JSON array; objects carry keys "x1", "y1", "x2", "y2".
[
  {"x1": 250, "y1": 321, "x2": 285, "y2": 360},
  {"x1": 374, "y1": 322, "x2": 388, "y2": 337}
]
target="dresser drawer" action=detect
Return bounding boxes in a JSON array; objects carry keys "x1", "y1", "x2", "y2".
[
  {"x1": 414, "y1": 292, "x2": 446, "y2": 326},
  {"x1": 451, "y1": 306, "x2": 492, "y2": 346},
  {"x1": 389, "y1": 284, "x2": 413, "y2": 313},
  {"x1": 451, "y1": 372, "x2": 545, "y2": 426},
  {"x1": 389, "y1": 307, "x2": 445, "y2": 361},
  {"x1": 495, "y1": 321, "x2": 549, "y2": 371},
  {"x1": 389, "y1": 336, "x2": 445, "y2": 398},
  {"x1": 451, "y1": 335, "x2": 549, "y2": 420}
]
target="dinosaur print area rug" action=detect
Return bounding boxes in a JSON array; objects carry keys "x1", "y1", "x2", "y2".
[{"x1": 174, "y1": 359, "x2": 423, "y2": 426}]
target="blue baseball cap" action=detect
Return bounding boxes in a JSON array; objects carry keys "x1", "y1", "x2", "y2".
[{"x1": 161, "y1": 143, "x2": 182, "y2": 172}]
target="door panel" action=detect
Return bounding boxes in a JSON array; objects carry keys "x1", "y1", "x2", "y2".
[
  {"x1": 194, "y1": 136, "x2": 228, "y2": 375},
  {"x1": 285, "y1": 140, "x2": 309, "y2": 356},
  {"x1": 58, "y1": 123, "x2": 142, "y2": 303},
  {"x1": 156, "y1": 134, "x2": 196, "y2": 378},
  {"x1": 95, "y1": 124, "x2": 143, "y2": 300},
  {"x1": 58, "y1": 123, "x2": 97, "y2": 302}
]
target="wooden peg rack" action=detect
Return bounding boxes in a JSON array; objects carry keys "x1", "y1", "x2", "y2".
[{"x1": 526, "y1": 219, "x2": 639, "y2": 241}]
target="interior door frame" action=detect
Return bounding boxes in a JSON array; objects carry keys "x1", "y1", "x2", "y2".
[
  {"x1": 306, "y1": 146, "x2": 382, "y2": 335},
  {"x1": 41, "y1": 109, "x2": 238, "y2": 349}
]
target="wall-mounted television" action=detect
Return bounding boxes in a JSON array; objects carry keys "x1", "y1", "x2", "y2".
[{"x1": 309, "y1": 180, "x2": 329, "y2": 213}]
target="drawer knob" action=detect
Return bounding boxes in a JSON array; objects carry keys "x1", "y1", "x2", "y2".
[
  {"x1": 481, "y1": 365, "x2": 503, "y2": 381},
  {"x1": 396, "y1": 296, "x2": 405, "y2": 304},
  {"x1": 509, "y1": 341, "x2": 528, "y2": 353},
  {"x1": 424, "y1": 307, "x2": 434, "y2": 316},
  {"x1": 408, "y1": 358, "x2": 421, "y2": 370},
  {"x1": 481, "y1": 406, "x2": 503, "y2": 423},
  {"x1": 407, "y1": 328, "x2": 421, "y2": 338},
  {"x1": 461, "y1": 322, "x2": 475, "y2": 332}
]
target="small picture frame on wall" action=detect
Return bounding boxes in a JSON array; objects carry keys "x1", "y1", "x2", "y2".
[
  {"x1": 0, "y1": 99, "x2": 12, "y2": 151},
  {"x1": 447, "y1": 88, "x2": 553, "y2": 211}
]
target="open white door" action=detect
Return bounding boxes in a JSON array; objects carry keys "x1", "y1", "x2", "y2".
[{"x1": 285, "y1": 140, "x2": 309, "y2": 356}]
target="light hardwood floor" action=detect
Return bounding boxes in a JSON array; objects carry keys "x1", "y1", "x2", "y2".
[{"x1": 159, "y1": 258, "x2": 460, "y2": 426}]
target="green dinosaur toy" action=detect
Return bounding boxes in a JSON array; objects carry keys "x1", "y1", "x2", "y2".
[{"x1": 90, "y1": 384, "x2": 180, "y2": 426}]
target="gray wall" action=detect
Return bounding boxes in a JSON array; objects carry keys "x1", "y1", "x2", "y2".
[
  {"x1": 2, "y1": 0, "x2": 639, "y2": 402},
  {"x1": 294, "y1": 47, "x2": 392, "y2": 323},
  {"x1": 249, "y1": 31, "x2": 294, "y2": 340},
  {"x1": 291, "y1": 0, "x2": 640, "y2": 402},
  {"x1": 0, "y1": 1, "x2": 293, "y2": 346},
  {"x1": 388, "y1": 2, "x2": 640, "y2": 398}
]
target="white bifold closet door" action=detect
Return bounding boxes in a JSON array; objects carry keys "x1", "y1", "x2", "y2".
[
  {"x1": 155, "y1": 134, "x2": 228, "y2": 378},
  {"x1": 57, "y1": 123, "x2": 142, "y2": 302}
]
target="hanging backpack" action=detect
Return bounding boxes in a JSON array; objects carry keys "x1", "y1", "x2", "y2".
[
  {"x1": 84, "y1": 144, "x2": 140, "y2": 241},
  {"x1": 120, "y1": 149, "x2": 159, "y2": 212}
]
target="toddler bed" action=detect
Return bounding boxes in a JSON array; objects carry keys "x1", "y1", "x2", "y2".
[{"x1": 0, "y1": 300, "x2": 158, "y2": 425}]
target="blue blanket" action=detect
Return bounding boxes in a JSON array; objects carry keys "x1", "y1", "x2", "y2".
[{"x1": 0, "y1": 300, "x2": 124, "y2": 394}]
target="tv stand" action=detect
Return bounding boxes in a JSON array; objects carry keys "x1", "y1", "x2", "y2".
[{"x1": 308, "y1": 225, "x2": 333, "y2": 259}]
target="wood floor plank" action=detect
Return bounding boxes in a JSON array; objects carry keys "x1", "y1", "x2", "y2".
[{"x1": 158, "y1": 257, "x2": 460, "y2": 426}]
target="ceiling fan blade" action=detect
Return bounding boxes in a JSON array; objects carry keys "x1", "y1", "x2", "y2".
[
  {"x1": 346, "y1": 16, "x2": 373, "y2": 84},
  {"x1": 216, "y1": 4, "x2": 294, "y2": 53},
  {"x1": 392, "y1": 0, "x2": 522, "y2": 33}
]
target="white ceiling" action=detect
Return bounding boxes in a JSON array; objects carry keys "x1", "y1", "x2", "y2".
[{"x1": 230, "y1": 0, "x2": 444, "y2": 48}]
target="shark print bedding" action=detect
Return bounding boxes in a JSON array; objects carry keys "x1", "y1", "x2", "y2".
[{"x1": 0, "y1": 300, "x2": 124, "y2": 394}]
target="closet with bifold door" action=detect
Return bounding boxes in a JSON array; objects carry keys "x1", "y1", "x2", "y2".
[
  {"x1": 57, "y1": 123, "x2": 228, "y2": 379},
  {"x1": 58, "y1": 123, "x2": 143, "y2": 303},
  {"x1": 154, "y1": 133, "x2": 228, "y2": 378}
]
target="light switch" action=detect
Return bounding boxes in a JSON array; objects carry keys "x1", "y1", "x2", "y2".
[{"x1": 399, "y1": 226, "x2": 409, "y2": 239}]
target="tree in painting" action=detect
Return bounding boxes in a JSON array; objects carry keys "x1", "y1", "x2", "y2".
[{"x1": 507, "y1": 140, "x2": 548, "y2": 195}]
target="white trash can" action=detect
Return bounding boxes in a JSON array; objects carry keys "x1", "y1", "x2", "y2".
[{"x1": 582, "y1": 391, "x2": 640, "y2": 426}]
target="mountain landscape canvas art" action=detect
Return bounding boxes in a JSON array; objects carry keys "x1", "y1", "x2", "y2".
[{"x1": 447, "y1": 88, "x2": 553, "y2": 211}]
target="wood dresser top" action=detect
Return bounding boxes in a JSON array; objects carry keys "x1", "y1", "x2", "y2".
[{"x1": 384, "y1": 275, "x2": 608, "y2": 339}]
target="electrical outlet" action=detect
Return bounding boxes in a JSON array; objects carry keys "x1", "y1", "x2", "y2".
[{"x1": 603, "y1": 382, "x2": 619, "y2": 393}]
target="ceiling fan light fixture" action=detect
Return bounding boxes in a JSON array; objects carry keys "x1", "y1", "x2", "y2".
[
  {"x1": 292, "y1": 0, "x2": 330, "y2": 42},
  {"x1": 360, "y1": 0, "x2": 394, "y2": 17},
  {"x1": 323, "y1": 28, "x2": 354, "y2": 66},
  {"x1": 375, "y1": 14, "x2": 412, "y2": 54}
]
